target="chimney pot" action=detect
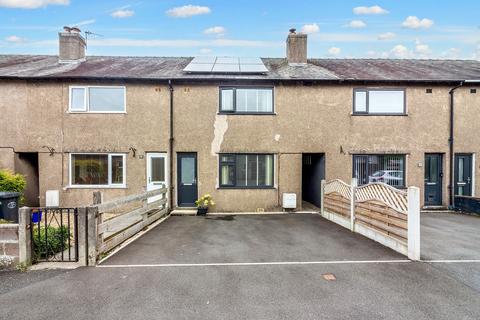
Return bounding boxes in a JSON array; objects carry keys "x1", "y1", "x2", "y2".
[
  {"x1": 286, "y1": 29, "x2": 307, "y2": 65},
  {"x1": 58, "y1": 28, "x2": 86, "y2": 63}
]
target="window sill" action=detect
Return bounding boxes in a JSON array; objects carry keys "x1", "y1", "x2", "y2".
[
  {"x1": 68, "y1": 111, "x2": 127, "y2": 114},
  {"x1": 351, "y1": 113, "x2": 408, "y2": 116},
  {"x1": 217, "y1": 112, "x2": 276, "y2": 116},
  {"x1": 217, "y1": 186, "x2": 276, "y2": 190},
  {"x1": 66, "y1": 185, "x2": 127, "y2": 189}
]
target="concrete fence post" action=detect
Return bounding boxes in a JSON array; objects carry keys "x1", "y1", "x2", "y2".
[
  {"x1": 407, "y1": 186, "x2": 421, "y2": 261},
  {"x1": 76, "y1": 207, "x2": 88, "y2": 266},
  {"x1": 350, "y1": 178, "x2": 357, "y2": 232},
  {"x1": 18, "y1": 207, "x2": 31, "y2": 266},
  {"x1": 320, "y1": 180, "x2": 326, "y2": 218},
  {"x1": 86, "y1": 206, "x2": 98, "y2": 266}
]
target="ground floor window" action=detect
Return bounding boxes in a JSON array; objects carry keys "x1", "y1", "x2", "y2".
[
  {"x1": 70, "y1": 153, "x2": 126, "y2": 187},
  {"x1": 220, "y1": 154, "x2": 274, "y2": 188},
  {"x1": 353, "y1": 154, "x2": 405, "y2": 188}
]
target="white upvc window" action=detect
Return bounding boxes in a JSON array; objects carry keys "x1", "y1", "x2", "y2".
[
  {"x1": 353, "y1": 88, "x2": 406, "y2": 115},
  {"x1": 69, "y1": 86, "x2": 126, "y2": 113},
  {"x1": 69, "y1": 153, "x2": 126, "y2": 188}
]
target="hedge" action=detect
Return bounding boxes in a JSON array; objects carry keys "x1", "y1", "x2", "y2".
[{"x1": 32, "y1": 226, "x2": 70, "y2": 261}]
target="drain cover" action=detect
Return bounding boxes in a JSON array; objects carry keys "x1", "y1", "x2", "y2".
[{"x1": 322, "y1": 273, "x2": 336, "y2": 281}]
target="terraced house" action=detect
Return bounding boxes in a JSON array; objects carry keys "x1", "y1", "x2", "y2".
[{"x1": 1, "y1": 28, "x2": 480, "y2": 212}]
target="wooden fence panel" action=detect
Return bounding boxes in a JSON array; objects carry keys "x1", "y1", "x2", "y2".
[{"x1": 321, "y1": 179, "x2": 419, "y2": 259}]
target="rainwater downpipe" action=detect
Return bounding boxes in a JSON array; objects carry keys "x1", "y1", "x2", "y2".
[
  {"x1": 168, "y1": 80, "x2": 174, "y2": 210},
  {"x1": 448, "y1": 82, "x2": 463, "y2": 208}
]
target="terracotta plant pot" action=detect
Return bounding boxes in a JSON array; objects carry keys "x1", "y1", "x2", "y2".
[{"x1": 197, "y1": 207, "x2": 208, "y2": 216}]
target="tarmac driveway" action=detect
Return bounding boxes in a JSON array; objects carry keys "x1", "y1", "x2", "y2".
[
  {"x1": 101, "y1": 213, "x2": 404, "y2": 265},
  {"x1": 1, "y1": 213, "x2": 480, "y2": 319},
  {"x1": 421, "y1": 212, "x2": 480, "y2": 260}
]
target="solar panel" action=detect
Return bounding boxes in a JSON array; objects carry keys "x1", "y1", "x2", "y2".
[
  {"x1": 190, "y1": 56, "x2": 216, "y2": 64},
  {"x1": 183, "y1": 63, "x2": 214, "y2": 72},
  {"x1": 183, "y1": 56, "x2": 268, "y2": 74},
  {"x1": 212, "y1": 63, "x2": 240, "y2": 73},
  {"x1": 216, "y1": 57, "x2": 238, "y2": 64}
]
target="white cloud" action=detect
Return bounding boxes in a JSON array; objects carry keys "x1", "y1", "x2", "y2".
[
  {"x1": 328, "y1": 47, "x2": 341, "y2": 56},
  {"x1": 87, "y1": 38, "x2": 282, "y2": 48},
  {"x1": 111, "y1": 9, "x2": 134, "y2": 18},
  {"x1": 389, "y1": 44, "x2": 414, "y2": 59},
  {"x1": 353, "y1": 5, "x2": 388, "y2": 15},
  {"x1": 345, "y1": 20, "x2": 366, "y2": 28},
  {"x1": 203, "y1": 26, "x2": 226, "y2": 36},
  {"x1": 5, "y1": 35, "x2": 25, "y2": 43},
  {"x1": 441, "y1": 48, "x2": 461, "y2": 59},
  {"x1": 0, "y1": 0, "x2": 68, "y2": 9},
  {"x1": 301, "y1": 23, "x2": 319, "y2": 34},
  {"x1": 71, "y1": 19, "x2": 95, "y2": 27},
  {"x1": 199, "y1": 48, "x2": 212, "y2": 54},
  {"x1": 377, "y1": 32, "x2": 396, "y2": 41},
  {"x1": 415, "y1": 40, "x2": 431, "y2": 57},
  {"x1": 166, "y1": 5, "x2": 211, "y2": 18},
  {"x1": 402, "y1": 16, "x2": 434, "y2": 29},
  {"x1": 473, "y1": 44, "x2": 480, "y2": 60}
]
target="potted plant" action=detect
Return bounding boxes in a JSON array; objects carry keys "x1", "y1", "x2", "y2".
[{"x1": 195, "y1": 194, "x2": 215, "y2": 216}]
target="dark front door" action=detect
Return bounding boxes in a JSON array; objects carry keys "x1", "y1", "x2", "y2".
[
  {"x1": 424, "y1": 154, "x2": 443, "y2": 205},
  {"x1": 455, "y1": 154, "x2": 473, "y2": 196},
  {"x1": 177, "y1": 153, "x2": 198, "y2": 207}
]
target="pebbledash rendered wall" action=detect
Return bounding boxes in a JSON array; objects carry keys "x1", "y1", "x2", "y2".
[{"x1": 1, "y1": 79, "x2": 479, "y2": 211}]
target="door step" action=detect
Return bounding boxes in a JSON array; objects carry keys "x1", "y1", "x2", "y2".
[{"x1": 171, "y1": 208, "x2": 197, "y2": 216}]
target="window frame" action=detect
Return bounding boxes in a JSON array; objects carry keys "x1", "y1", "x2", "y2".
[
  {"x1": 218, "y1": 153, "x2": 275, "y2": 189},
  {"x1": 219, "y1": 86, "x2": 275, "y2": 115},
  {"x1": 69, "y1": 153, "x2": 127, "y2": 188},
  {"x1": 68, "y1": 85, "x2": 127, "y2": 114},
  {"x1": 352, "y1": 154, "x2": 406, "y2": 188},
  {"x1": 352, "y1": 88, "x2": 407, "y2": 116}
]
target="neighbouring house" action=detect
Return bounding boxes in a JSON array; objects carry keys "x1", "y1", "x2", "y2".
[{"x1": 0, "y1": 28, "x2": 480, "y2": 212}]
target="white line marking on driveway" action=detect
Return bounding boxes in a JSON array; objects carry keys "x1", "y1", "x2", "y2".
[
  {"x1": 97, "y1": 260, "x2": 412, "y2": 268},
  {"x1": 422, "y1": 259, "x2": 480, "y2": 263}
]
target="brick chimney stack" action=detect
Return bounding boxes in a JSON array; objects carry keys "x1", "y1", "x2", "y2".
[
  {"x1": 286, "y1": 28, "x2": 307, "y2": 65},
  {"x1": 58, "y1": 26, "x2": 86, "y2": 63}
]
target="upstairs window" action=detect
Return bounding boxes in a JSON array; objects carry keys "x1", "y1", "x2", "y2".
[
  {"x1": 219, "y1": 154, "x2": 274, "y2": 188},
  {"x1": 69, "y1": 86, "x2": 126, "y2": 113},
  {"x1": 220, "y1": 87, "x2": 274, "y2": 113},
  {"x1": 353, "y1": 89, "x2": 405, "y2": 115}
]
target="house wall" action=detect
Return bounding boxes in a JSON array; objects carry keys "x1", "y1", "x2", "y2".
[
  {"x1": 1, "y1": 80, "x2": 479, "y2": 211},
  {"x1": 173, "y1": 83, "x2": 478, "y2": 211},
  {"x1": 0, "y1": 80, "x2": 170, "y2": 207}
]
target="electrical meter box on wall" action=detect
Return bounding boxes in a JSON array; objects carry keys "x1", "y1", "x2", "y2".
[{"x1": 282, "y1": 193, "x2": 297, "y2": 209}]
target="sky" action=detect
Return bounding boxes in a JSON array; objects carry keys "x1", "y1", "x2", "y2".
[{"x1": 0, "y1": 0, "x2": 478, "y2": 59}]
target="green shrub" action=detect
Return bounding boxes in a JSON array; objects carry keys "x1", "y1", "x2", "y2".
[
  {"x1": 32, "y1": 226, "x2": 70, "y2": 261},
  {"x1": 0, "y1": 169, "x2": 26, "y2": 204}
]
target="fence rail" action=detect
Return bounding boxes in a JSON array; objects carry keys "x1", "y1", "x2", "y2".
[
  {"x1": 321, "y1": 179, "x2": 420, "y2": 260},
  {"x1": 92, "y1": 186, "x2": 169, "y2": 261}
]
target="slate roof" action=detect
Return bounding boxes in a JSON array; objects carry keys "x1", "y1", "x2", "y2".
[{"x1": 0, "y1": 54, "x2": 479, "y2": 83}]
